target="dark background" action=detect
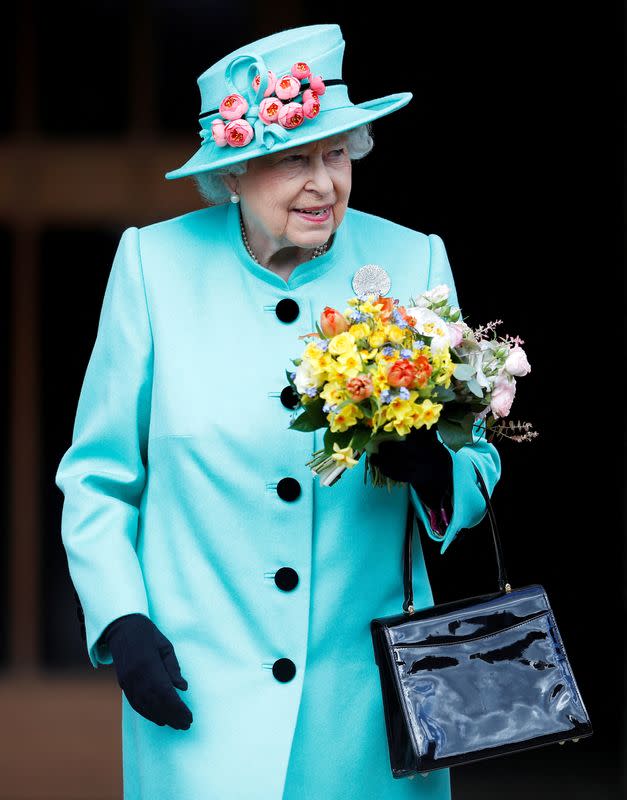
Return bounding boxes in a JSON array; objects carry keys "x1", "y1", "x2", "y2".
[{"x1": 1, "y1": 2, "x2": 623, "y2": 798}]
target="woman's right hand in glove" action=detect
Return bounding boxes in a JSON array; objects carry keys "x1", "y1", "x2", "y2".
[{"x1": 100, "y1": 613, "x2": 193, "y2": 730}]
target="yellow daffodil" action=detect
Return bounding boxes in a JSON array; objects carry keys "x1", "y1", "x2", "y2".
[
  {"x1": 387, "y1": 324, "x2": 405, "y2": 345},
  {"x1": 383, "y1": 418, "x2": 413, "y2": 436},
  {"x1": 374, "y1": 350, "x2": 397, "y2": 368},
  {"x1": 303, "y1": 342, "x2": 324, "y2": 359},
  {"x1": 358, "y1": 347, "x2": 378, "y2": 362},
  {"x1": 380, "y1": 402, "x2": 415, "y2": 436},
  {"x1": 372, "y1": 370, "x2": 390, "y2": 393},
  {"x1": 360, "y1": 293, "x2": 388, "y2": 312},
  {"x1": 383, "y1": 398, "x2": 413, "y2": 421},
  {"x1": 331, "y1": 442, "x2": 360, "y2": 468},
  {"x1": 302, "y1": 344, "x2": 329, "y2": 377},
  {"x1": 348, "y1": 322, "x2": 371, "y2": 341},
  {"x1": 412, "y1": 345, "x2": 431, "y2": 360},
  {"x1": 417, "y1": 398, "x2": 443, "y2": 427},
  {"x1": 320, "y1": 381, "x2": 348, "y2": 405},
  {"x1": 336, "y1": 349, "x2": 362, "y2": 372},
  {"x1": 368, "y1": 329, "x2": 386, "y2": 348},
  {"x1": 329, "y1": 403, "x2": 364, "y2": 432},
  {"x1": 432, "y1": 350, "x2": 454, "y2": 387},
  {"x1": 370, "y1": 407, "x2": 385, "y2": 429}
]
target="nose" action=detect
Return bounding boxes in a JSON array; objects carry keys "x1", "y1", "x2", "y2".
[{"x1": 305, "y1": 155, "x2": 334, "y2": 196}]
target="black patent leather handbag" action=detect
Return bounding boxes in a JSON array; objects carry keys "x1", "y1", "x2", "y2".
[{"x1": 370, "y1": 464, "x2": 593, "y2": 779}]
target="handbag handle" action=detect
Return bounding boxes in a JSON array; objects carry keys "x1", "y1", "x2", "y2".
[{"x1": 402, "y1": 462, "x2": 511, "y2": 614}]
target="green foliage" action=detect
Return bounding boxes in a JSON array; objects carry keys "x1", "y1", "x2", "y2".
[
  {"x1": 349, "y1": 426, "x2": 372, "y2": 451},
  {"x1": 288, "y1": 398, "x2": 327, "y2": 431},
  {"x1": 452, "y1": 363, "x2": 475, "y2": 380},
  {"x1": 465, "y1": 378, "x2": 484, "y2": 398},
  {"x1": 438, "y1": 413, "x2": 475, "y2": 451},
  {"x1": 359, "y1": 397, "x2": 375, "y2": 418},
  {"x1": 323, "y1": 427, "x2": 353, "y2": 452},
  {"x1": 432, "y1": 385, "x2": 457, "y2": 403}
]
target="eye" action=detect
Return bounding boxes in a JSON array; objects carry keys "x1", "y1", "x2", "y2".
[
  {"x1": 328, "y1": 148, "x2": 346, "y2": 157},
  {"x1": 283, "y1": 154, "x2": 304, "y2": 162}
]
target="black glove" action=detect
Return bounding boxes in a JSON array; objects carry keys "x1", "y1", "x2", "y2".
[
  {"x1": 100, "y1": 613, "x2": 193, "y2": 730},
  {"x1": 368, "y1": 425, "x2": 453, "y2": 510}
]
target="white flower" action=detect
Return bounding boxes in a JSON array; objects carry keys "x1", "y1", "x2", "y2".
[
  {"x1": 423, "y1": 284, "x2": 451, "y2": 304},
  {"x1": 406, "y1": 307, "x2": 451, "y2": 353},
  {"x1": 504, "y1": 345, "x2": 531, "y2": 377},
  {"x1": 294, "y1": 360, "x2": 320, "y2": 394},
  {"x1": 408, "y1": 284, "x2": 450, "y2": 309}
]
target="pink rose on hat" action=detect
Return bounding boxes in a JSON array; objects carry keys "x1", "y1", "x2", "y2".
[
  {"x1": 219, "y1": 93, "x2": 249, "y2": 121},
  {"x1": 259, "y1": 97, "x2": 284, "y2": 124},
  {"x1": 211, "y1": 119, "x2": 228, "y2": 147},
  {"x1": 291, "y1": 61, "x2": 311, "y2": 81},
  {"x1": 308, "y1": 75, "x2": 326, "y2": 95},
  {"x1": 224, "y1": 119, "x2": 254, "y2": 147},
  {"x1": 278, "y1": 102, "x2": 305, "y2": 129},
  {"x1": 275, "y1": 74, "x2": 301, "y2": 100},
  {"x1": 302, "y1": 97, "x2": 320, "y2": 119}
]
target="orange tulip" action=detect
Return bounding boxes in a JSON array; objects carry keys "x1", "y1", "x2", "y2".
[
  {"x1": 375, "y1": 295, "x2": 395, "y2": 323},
  {"x1": 387, "y1": 358, "x2": 418, "y2": 388},
  {"x1": 321, "y1": 306, "x2": 349, "y2": 337}
]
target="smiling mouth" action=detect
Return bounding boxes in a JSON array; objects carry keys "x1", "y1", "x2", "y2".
[{"x1": 292, "y1": 206, "x2": 331, "y2": 217}]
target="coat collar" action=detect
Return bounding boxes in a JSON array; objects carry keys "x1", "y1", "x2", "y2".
[{"x1": 227, "y1": 199, "x2": 346, "y2": 291}]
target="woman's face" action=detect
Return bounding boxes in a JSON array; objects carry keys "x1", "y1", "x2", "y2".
[{"x1": 227, "y1": 133, "x2": 352, "y2": 251}]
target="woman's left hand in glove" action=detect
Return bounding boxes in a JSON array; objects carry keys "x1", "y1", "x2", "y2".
[{"x1": 367, "y1": 425, "x2": 453, "y2": 512}]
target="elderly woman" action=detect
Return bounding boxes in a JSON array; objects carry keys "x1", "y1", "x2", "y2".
[{"x1": 55, "y1": 23, "x2": 500, "y2": 800}]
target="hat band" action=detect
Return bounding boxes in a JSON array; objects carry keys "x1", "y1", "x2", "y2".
[{"x1": 199, "y1": 79, "x2": 346, "y2": 120}]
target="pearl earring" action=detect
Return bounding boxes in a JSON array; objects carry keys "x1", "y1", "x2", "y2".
[{"x1": 230, "y1": 192, "x2": 240, "y2": 204}]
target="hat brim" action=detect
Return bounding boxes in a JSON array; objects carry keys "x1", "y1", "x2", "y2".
[{"x1": 164, "y1": 91, "x2": 413, "y2": 180}]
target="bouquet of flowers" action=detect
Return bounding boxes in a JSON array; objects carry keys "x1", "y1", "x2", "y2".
[{"x1": 286, "y1": 285, "x2": 536, "y2": 487}]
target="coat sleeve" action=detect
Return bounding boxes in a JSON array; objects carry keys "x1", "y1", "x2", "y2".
[
  {"x1": 409, "y1": 233, "x2": 502, "y2": 555},
  {"x1": 55, "y1": 226, "x2": 152, "y2": 668}
]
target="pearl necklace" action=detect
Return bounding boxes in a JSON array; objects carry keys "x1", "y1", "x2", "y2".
[{"x1": 239, "y1": 213, "x2": 329, "y2": 264}]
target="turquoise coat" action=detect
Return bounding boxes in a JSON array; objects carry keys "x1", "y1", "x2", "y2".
[{"x1": 55, "y1": 199, "x2": 501, "y2": 799}]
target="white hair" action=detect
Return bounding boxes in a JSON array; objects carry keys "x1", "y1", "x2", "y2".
[{"x1": 193, "y1": 122, "x2": 374, "y2": 206}]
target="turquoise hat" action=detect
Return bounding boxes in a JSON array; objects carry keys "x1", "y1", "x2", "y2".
[{"x1": 164, "y1": 23, "x2": 413, "y2": 180}]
